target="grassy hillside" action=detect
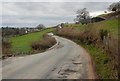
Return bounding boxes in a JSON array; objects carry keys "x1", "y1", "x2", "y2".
[
  {"x1": 9, "y1": 28, "x2": 56, "y2": 54},
  {"x1": 65, "y1": 19, "x2": 118, "y2": 36},
  {"x1": 54, "y1": 18, "x2": 119, "y2": 79}
]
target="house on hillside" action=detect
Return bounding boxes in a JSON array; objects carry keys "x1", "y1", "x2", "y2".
[
  {"x1": 57, "y1": 24, "x2": 64, "y2": 29},
  {"x1": 91, "y1": 17, "x2": 106, "y2": 23},
  {"x1": 58, "y1": 25, "x2": 62, "y2": 29}
]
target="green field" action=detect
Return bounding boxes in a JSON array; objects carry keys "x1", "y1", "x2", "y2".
[
  {"x1": 65, "y1": 19, "x2": 119, "y2": 36},
  {"x1": 9, "y1": 28, "x2": 56, "y2": 53}
]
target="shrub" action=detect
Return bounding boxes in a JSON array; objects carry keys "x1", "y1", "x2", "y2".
[
  {"x1": 99, "y1": 29, "x2": 108, "y2": 40},
  {"x1": 2, "y1": 38, "x2": 12, "y2": 58},
  {"x1": 31, "y1": 34, "x2": 56, "y2": 51}
]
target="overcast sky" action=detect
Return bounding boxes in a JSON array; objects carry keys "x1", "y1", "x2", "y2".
[{"x1": 0, "y1": 1, "x2": 118, "y2": 27}]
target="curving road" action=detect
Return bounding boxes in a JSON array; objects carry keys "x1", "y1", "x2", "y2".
[{"x1": 2, "y1": 36, "x2": 96, "y2": 79}]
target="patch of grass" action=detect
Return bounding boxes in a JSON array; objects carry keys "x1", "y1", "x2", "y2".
[
  {"x1": 72, "y1": 39, "x2": 117, "y2": 79},
  {"x1": 99, "y1": 19, "x2": 119, "y2": 36},
  {"x1": 9, "y1": 28, "x2": 56, "y2": 53}
]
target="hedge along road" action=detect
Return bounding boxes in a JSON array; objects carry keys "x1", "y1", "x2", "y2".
[{"x1": 2, "y1": 36, "x2": 96, "y2": 79}]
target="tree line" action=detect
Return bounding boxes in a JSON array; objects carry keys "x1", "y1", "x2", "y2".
[{"x1": 2, "y1": 24, "x2": 46, "y2": 37}]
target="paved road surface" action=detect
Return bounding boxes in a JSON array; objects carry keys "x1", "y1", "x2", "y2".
[{"x1": 2, "y1": 36, "x2": 96, "y2": 79}]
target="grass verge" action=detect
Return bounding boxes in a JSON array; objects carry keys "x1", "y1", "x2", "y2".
[
  {"x1": 72, "y1": 39, "x2": 117, "y2": 79},
  {"x1": 55, "y1": 34, "x2": 118, "y2": 79}
]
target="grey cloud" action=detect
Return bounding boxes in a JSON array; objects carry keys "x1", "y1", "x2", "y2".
[{"x1": 2, "y1": 2, "x2": 112, "y2": 27}]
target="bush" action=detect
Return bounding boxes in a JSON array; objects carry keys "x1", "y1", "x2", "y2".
[
  {"x1": 2, "y1": 38, "x2": 12, "y2": 58},
  {"x1": 99, "y1": 29, "x2": 108, "y2": 40},
  {"x1": 31, "y1": 34, "x2": 56, "y2": 51},
  {"x1": 54, "y1": 27, "x2": 82, "y2": 40}
]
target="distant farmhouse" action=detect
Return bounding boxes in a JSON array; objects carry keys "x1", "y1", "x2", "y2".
[
  {"x1": 57, "y1": 23, "x2": 65, "y2": 29},
  {"x1": 91, "y1": 17, "x2": 106, "y2": 23}
]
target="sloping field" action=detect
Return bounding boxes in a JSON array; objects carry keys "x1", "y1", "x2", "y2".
[
  {"x1": 9, "y1": 28, "x2": 56, "y2": 53},
  {"x1": 66, "y1": 19, "x2": 118, "y2": 36}
]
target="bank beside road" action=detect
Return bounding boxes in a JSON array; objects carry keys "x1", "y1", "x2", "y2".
[{"x1": 54, "y1": 17, "x2": 118, "y2": 79}]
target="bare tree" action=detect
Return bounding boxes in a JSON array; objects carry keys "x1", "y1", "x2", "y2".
[
  {"x1": 108, "y1": 1, "x2": 120, "y2": 12},
  {"x1": 76, "y1": 8, "x2": 89, "y2": 19},
  {"x1": 75, "y1": 8, "x2": 91, "y2": 24}
]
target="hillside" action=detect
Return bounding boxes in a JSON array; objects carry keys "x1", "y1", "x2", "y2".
[
  {"x1": 54, "y1": 13, "x2": 119, "y2": 79},
  {"x1": 9, "y1": 28, "x2": 56, "y2": 54}
]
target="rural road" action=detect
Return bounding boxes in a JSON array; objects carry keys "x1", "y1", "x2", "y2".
[{"x1": 2, "y1": 36, "x2": 96, "y2": 79}]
